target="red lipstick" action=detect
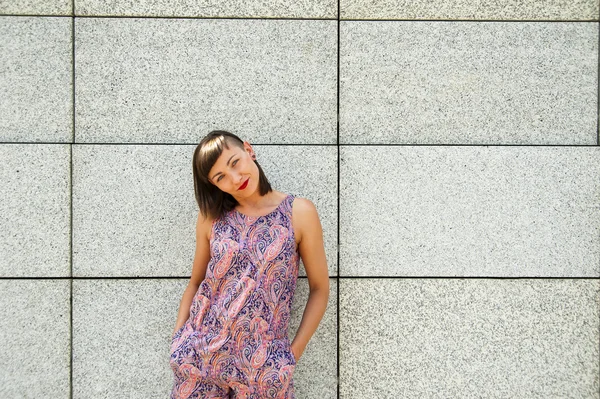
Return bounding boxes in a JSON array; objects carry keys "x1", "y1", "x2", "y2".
[{"x1": 238, "y1": 178, "x2": 249, "y2": 190}]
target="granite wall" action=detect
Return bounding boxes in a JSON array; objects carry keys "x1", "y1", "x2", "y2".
[{"x1": 0, "y1": 1, "x2": 599, "y2": 398}]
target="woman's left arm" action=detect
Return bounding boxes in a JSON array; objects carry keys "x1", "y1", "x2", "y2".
[{"x1": 290, "y1": 198, "x2": 330, "y2": 362}]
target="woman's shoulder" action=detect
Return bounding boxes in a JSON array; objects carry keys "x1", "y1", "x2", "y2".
[
  {"x1": 197, "y1": 210, "x2": 217, "y2": 241},
  {"x1": 289, "y1": 196, "x2": 322, "y2": 245},
  {"x1": 289, "y1": 196, "x2": 320, "y2": 223},
  {"x1": 289, "y1": 195, "x2": 316, "y2": 212}
]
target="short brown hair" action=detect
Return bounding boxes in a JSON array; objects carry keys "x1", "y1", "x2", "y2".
[{"x1": 192, "y1": 130, "x2": 272, "y2": 220}]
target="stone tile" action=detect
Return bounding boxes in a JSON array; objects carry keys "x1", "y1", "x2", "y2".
[
  {"x1": 340, "y1": 21, "x2": 598, "y2": 144},
  {"x1": 73, "y1": 144, "x2": 337, "y2": 277},
  {"x1": 340, "y1": 146, "x2": 600, "y2": 277},
  {"x1": 256, "y1": 145, "x2": 338, "y2": 276},
  {"x1": 73, "y1": 279, "x2": 186, "y2": 398},
  {"x1": 340, "y1": 0, "x2": 599, "y2": 20},
  {"x1": 75, "y1": 0, "x2": 336, "y2": 18},
  {"x1": 0, "y1": 144, "x2": 71, "y2": 277},
  {"x1": 0, "y1": 279, "x2": 71, "y2": 397},
  {"x1": 291, "y1": 278, "x2": 338, "y2": 399},
  {"x1": 75, "y1": 18, "x2": 337, "y2": 144},
  {"x1": 72, "y1": 145, "x2": 196, "y2": 277},
  {"x1": 339, "y1": 278, "x2": 600, "y2": 398},
  {"x1": 73, "y1": 277, "x2": 336, "y2": 398},
  {"x1": 0, "y1": 0, "x2": 71, "y2": 15},
  {"x1": 0, "y1": 16, "x2": 72, "y2": 142}
]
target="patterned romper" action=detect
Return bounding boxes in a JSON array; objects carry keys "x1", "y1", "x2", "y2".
[{"x1": 170, "y1": 193, "x2": 299, "y2": 399}]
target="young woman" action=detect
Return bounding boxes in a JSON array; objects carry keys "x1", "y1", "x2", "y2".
[{"x1": 169, "y1": 130, "x2": 329, "y2": 399}]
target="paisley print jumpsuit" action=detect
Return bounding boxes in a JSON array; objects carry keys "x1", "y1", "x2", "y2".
[{"x1": 170, "y1": 193, "x2": 300, "y2": 399}]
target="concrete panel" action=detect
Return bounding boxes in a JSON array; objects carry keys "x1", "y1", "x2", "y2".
[
  {"x1": 73, "y1": 277, "x2": 336, "y2": 398},
  {"x1": 75, "y1": 0, "x2": 336, "y2": 18},
  {"x1": 0, "y1": 16, "x2": 72, "y2": 142},
  {"x1": 339, "y1": 278, "x2": 600, "y2": 398},
  {"x1": 340, "y1": 0, "x2": 599, "y2": 20},
  {"x1": 340, "y1": 146, "x2": 600, "y2": 277},
  {"x1": 0, "y1": 0, "x2": 71, "y2": 15},
  {"x1": 75, "y1": 18, "x2": 337, "y2": 144},
  {"x1": 73, "y1": 144, "x2": 337, "y2": 277},
  {"x1": 0, "y1": 280, "x2": 71, "y2": 398},
  {"x1": 340, "y1": 21, "x2": 598, "y2": 144},
  {"x1": 0, "y1": 144, "x2": 71, "y2": 277}
]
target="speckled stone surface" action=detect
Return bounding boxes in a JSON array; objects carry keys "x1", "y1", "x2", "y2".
[
  {"x1": 0, "y1": 16, "x2": 72, "y2": 142},
  {"x1": 75, "y1": 18, "x2": 337, "y2": 144},
  {"x1": 340, "y1": 0, "x2": 599, "y2": 20},
  {"x1": 340, "y1": 21, "x2": 598, "y2": 144},
  {"x1": 0, "y1": 0, "x2": 71, "y2": 15},
  {"x1": 73, "y1": 279, "x2": 188, "y2": 398},
  {"x1": 256, "y1": 145, "x2": 338, "y2": 276},
  {"x1": 289, "y1": 278, "x2": 338, "y2": 399},
  {"x1": 73, "y1": 277, "x2": 337, "y2": 398},
  {"x1": 73, "y1": 145, "x2": 197, "y2": 277},
  {"x1": 73, "y1": 144, "x2": 338, "y2": 277},
  {"x1": 0, "y1": 144, "x2": 71, "y2": 277},
  {"x1": 0, "y1": 280, "x2": 71, "y2": 397},
  {"x1": 340, "y1": 146, "x2": 600, "y2": 277},
  {"x1": 339, "y1": 278, "x2": 600, "y2": 398},
  {"x1": 75, "y1": 0, "x2": 336, "y2": 18}
]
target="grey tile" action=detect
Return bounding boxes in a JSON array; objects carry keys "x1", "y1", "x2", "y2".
[
  {"x1": 0, "y1": 16, "x2": 72, "y2": 142},
  {"x1": 0, "y1": 144, "x2": 71, "y2": 277},
  {"x1": 73, "y1": 279, "x2": 186, "y2": 398},
  {"x1": 0, "y1": 0, "x2": 71, "y2": 15},
  {"x1": 75, "y1": 0, "x2": 336, "y2": 18},
  {"x1": 72, "y1": 145, "x2": 196, "y2": 277},
  {"x1": 340, "y1": 0, "x2": 599, "y2": 20},
  {"x1": 339, "y1": 279, "x2": 600, "y2": 398},
  {"x1": 73, "y1": 278, "x2": 335, "y2": 398},
  {"x1": 0, "y1": 280, "x2": 71, "y2": 398},
  {"x1": 290, "y1": 278, "x2": 337, "y2": 399},
  {"x1": 75, "y1": 18, "x2": 337, "y2": 144},
  {"x1": 256, "y1": 145, "x2": 338, "y2": 276},
  {"x1": 340, "y1": 21, "x2": 598, "y2": 144},
  {"x1": 340, "y1": 146, "x2": 600, "y2": 277},
  {"x1": 73, "y1": 144, "x2": 337, "y2": 277}
]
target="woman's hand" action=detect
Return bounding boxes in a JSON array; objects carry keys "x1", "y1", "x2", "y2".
[
  {"x1": 172, "y1": 325, "x2": 183, "y2": 339},
  {"x1": 290, "y1": 343, "x2": 303, "y2": 363}
]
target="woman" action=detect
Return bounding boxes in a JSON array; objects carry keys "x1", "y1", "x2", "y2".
[{"x1": 169, "y1": 130, "x2": 329, "y2": 399}]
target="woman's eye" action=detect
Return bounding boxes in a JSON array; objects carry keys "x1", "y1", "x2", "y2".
[{"x1": 215, "y1": 160, "x2": 237, "y2": 183}]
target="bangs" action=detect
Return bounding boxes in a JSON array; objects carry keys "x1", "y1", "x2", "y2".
[{"x1": 197, "y1": 135, "x2": 231, "y2": 183}]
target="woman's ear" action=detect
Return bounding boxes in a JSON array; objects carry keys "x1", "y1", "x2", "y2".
[{"x1": 243, "y1": 142, "x2": 255, "y2": 159}]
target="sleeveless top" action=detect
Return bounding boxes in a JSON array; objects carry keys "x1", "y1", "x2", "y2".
[{"x1": 185, "y1": 193, "x2": 299, "y2": 357}]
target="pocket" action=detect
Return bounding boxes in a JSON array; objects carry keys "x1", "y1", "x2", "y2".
[
  {"x1": 171, "y1": 322, "x2": 186, "y2": 342},
  {"x1": 286, "y1": 340, "x2": 297, "y2": 366}
]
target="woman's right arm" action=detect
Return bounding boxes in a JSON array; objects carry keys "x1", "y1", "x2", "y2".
[{"x1": 172, "y1": 211, "x2": 213, "y2": 335}]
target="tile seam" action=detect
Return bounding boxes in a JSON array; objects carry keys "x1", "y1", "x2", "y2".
[
  {"x1": 336, "y1": 0, "x2": 341, "y2": 398},
  {"x1": 69, "y1": 2, "x2": 75, "y2": 398}
]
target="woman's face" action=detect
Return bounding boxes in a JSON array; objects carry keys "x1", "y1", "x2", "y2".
[{"x1": 207, "y1": 141, "x2": 256, "y2": 196}]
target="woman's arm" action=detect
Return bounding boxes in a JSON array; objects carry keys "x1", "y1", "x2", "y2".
[
  {"x1": 172, "y1": 211, "x2": 213, "y2": 336},
  {"x1": 290, "y1": 198, "x2": 330, "y2": 361}
]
